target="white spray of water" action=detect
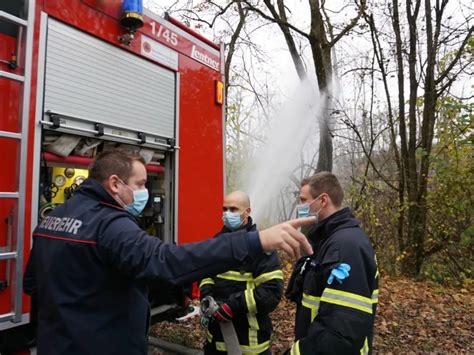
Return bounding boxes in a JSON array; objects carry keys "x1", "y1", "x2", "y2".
[{"x1": 242, "y1": 79, "x2": 326, "y2": 224}]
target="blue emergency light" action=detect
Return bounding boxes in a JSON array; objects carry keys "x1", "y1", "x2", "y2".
[{"x1": 120, "y1": 0, "x2": 144, "y2": 31}]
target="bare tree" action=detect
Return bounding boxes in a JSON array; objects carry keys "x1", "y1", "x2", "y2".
[
  {"x1": 361, "y1": 0, "x2": 473, "y2": 275},
  {"x1": 238, "y1": 0, "x2": 367, "y2": 173}
]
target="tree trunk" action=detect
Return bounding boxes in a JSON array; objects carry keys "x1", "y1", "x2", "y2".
[
  {"x1": 315, "y1": 115, "x2": 333, "y2": 172},
  {"x1": 262, "y1": 0, "x2": 334, "y2": 172},
  {"x1": 309, "y1": 0, "x2": 333, "y2": 172},
  {"x1": 411, "y1": 0, "x2": 439, "y2": 275},
  {"x1": 391, "y1": 0, "x2": 408, "y2": 254},
  {"x1": 275, "y1": 0, "x2": 307, "y2": 80},
  {"x1": 400, "y1": 0, "x2": 422, "y2": 276},
  {"x1": 224, "y1": 2, "x2": 247, "y2": 111}
]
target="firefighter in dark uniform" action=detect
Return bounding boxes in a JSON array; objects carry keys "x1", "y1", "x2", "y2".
[
  {"x1": 285, "y1": 172, "x2": 379, "y2": 355},
  {"x1": 23, "y1": 150, "x2": 315, "y2": 355},
  {"x1": 200, "y1": 191, "x2": 283, "y2": 354}
]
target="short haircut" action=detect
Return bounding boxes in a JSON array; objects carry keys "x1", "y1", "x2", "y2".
[
  {"x1": 89, "y1": 150, "x2": 145, "y2": 183},
  {"x1": 300, "y1": 177, "x2": 310, "y2": 187},
  {"x1": 301, "y1": 172, "x2": 344, "y2": 207}
]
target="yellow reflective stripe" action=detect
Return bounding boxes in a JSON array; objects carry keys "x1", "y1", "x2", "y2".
[
  {"x1": 372, "y1": 289, "x2": 379, "y2": 303},
  {"x1": 240, "y1": 340, "x2": 270, "y2": 353},
  {"x1": 302, "y1": 293, "x2": 320, "y2": 322},
  {"x1": 302, "y1": 293, "x2": 320, "y2": 302},
  {"x1": 321, "y1": 288, "x2": 373, "y2": 314},
  {"x1": 213, "y1": 276, "x2": 266, "y2": 354},
  {"x1": 245, "y1": 280, "x2": 259, "y2": 346},
  {"x1": 217, "y1": 271, "x2": 253, "y2": 282},
  {"x1": 214, "y1": 340, "x2": 270, "y2": 353},
  {"x1": 374, "y1": 254, "x2": 379, "y2": 279},
  {"x1": 324, "y1": 288, "x2": 373, "y2": 305},
  {"x1": 360, "y1": 337, "x2": 369, "y2": 354},
  {"x1": 206, "y1": 329, "x2": 213, "y2": 343},
  {"x1": 247, "y1": 312, "x2": 259, "y2": 346},
  {"x1": 215, "y1": 341, "x2": 226, "y2": 351},
  {"x1": 199, "y1": 278, "x2": 215, "y2": 288},
  {"x1": 290, "y1": 340, "x2": 301, "y2": 355},
  {"x1": 245, "y1": 288, "x2": 257, "y2": 313},
  {"x1": 254, "y1": 270, "x2": 283, "y2": 286},
  {"x1": 248, "y1": 318, "x2": 258, "y2": 346},
  {"x1": 214, "y1": 270, "x2": 284, "y2": 284}
]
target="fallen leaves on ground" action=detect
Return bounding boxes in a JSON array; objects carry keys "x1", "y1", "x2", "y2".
[
  {"x1": 373, "y1": 276, "x2": 473, "y2": 353},
  {"x1": 151, "y1": 258, "x2": 473, "y2": 353}
]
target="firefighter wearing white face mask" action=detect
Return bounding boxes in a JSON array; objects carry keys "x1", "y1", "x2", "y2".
[{"x1": 200, "y1": 191, "x2": 283, "y2": 354}]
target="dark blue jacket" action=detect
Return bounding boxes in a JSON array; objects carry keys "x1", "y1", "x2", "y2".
[
  {"x1": 285, "y1": 208, "x2": 378, "y2": 355},
  {"x1": 23, "y1": 178, "x2": 262, "y2": 355}
]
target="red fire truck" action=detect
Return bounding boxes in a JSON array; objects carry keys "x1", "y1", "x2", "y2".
[{"x1": 0, "y1": 0, "x2": 225, "y2": 350}]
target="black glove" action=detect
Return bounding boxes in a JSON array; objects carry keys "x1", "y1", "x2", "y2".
[{"x1": 212, "y1": 303, "x2": 233, "y2": 323}]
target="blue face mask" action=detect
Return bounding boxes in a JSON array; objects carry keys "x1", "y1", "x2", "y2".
[
  {"x1": 125, "y1": 188, "x2": 149, "y2": 216},
  {"x1": 119, "y1": 180, "x2": 149, "y2": 216},
  {"x1": 222, "y1": 211, "x2": 243, "y2": 230},
  {"x1": 296, "y1": 195, "x2": 322, "y2": 221},
  {"x1": 296, "y1": 203, "x2": 311, "y2": 218}
]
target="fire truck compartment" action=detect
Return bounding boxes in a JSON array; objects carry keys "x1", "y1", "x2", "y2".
[{"x1": 38, "y1": 131, "x2": 174, "y2": 244}]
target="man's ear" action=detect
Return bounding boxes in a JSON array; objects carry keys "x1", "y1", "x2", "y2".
[
  {"x1": 243, "y1": 208, "x2": 251, "y2": 220},
  {"x1": 105, "y1": 175, "x2": 121, "y2": 195},
  {"x1": 321, "y1": 193, "x2": 331, "y2": 208}
]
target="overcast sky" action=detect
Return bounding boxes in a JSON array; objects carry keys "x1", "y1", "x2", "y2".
[{"x1": 144, "y1": 0, "x2": 472, "y2": 102}]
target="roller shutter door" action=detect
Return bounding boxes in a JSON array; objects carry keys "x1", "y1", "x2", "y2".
[{"x1": 44, "y1": 18, "x2": 176, "y2": 139}]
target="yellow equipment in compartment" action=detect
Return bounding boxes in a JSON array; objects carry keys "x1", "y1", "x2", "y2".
[{"x1": 51, "y1": 167, "x2": 89, "y2": 204}]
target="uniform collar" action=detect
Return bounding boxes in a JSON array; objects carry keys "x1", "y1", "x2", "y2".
[
  {"x1": 75, "y1": 178, "x2": 125, "y2": 210},
  {"x1": 308, "y1": 207, "x2": 359, "y2": 243}
]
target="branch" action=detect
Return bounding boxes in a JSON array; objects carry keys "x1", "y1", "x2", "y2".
[
  {"x1": 435, "y1": 25, "x2": 474, "y2": 84},
  {"x1": 225, "y1": 2, "x2": 248, "y2": 92},
  {"x1": 340, "y1": 67, "x2": 381, "y2": 77},
  {"x1": 341, "y1": 115, "x2": 400, "y2": 192},
  {"x1": 240, "y1": 0, "x2": 311, "y2": 39},
  {"x1": 257, "y1": 0, "x2": 307, "y2": 79},
  {"x1": 175, "y1": 1, "x2": 235, "y2": 28},
  {"x1": 328, "y1": 0, "x2": 367, "y2": 47},
  {"x1": 437, "y1": 59, "x2": 473, "y2": 96}
]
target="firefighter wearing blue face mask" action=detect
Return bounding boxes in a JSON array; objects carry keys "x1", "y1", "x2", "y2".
[
  {"x1": 24, "y1": 151, "x2": 317, "y2": 355},
  {"x1": 116, "y1": 178, "x2": 149, "y2": 216},
  {"x1": 200, "y1": 191, "x2": 283, "y2": 354},
  {"x1": 285, "y1": 172, "x2": 379, "y2": 355}
]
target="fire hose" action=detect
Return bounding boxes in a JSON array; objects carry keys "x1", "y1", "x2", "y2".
[{"x1": 201, "y1": 296, "x2": 242, "y2": 355}]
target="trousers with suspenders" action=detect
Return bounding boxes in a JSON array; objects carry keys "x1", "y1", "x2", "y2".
[{"x1": 200, "y1": 219, "x2": 283, "y2": 354}]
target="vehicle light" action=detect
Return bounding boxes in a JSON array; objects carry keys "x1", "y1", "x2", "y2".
[
  {"x1": 120, "y1": 0, "x2": 144, "y2": 31},
  {"x1": 215, "y1": 80, "x2": 224, "y2": 106}
]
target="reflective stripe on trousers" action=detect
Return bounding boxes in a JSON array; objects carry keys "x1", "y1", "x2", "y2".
[
  {"x1": 290, "y1": 340, "x2": 300, "y2": 355},
  {"x1": 206, "y1": 269, "x2": 282, "y2": 352},
  {"x1": 360, "y1": 337, "x2": 369, "y2": 355},
  {"x1": 215, "y1": 340, "x2": 270, "y2": 353}
]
